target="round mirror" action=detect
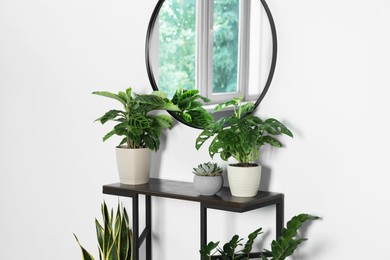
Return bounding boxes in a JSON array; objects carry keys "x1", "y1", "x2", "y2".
[{"x1": 146, "y1": 0, "x2": 277, "y2": 129}]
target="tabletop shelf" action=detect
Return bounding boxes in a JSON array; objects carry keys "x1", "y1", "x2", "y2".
[{"x1": 103, "y1": 178, "x2": 283, "y2": 212}]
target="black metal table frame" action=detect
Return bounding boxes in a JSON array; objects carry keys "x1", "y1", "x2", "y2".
[{"x1": 103, "y1": 180, "x2": 284, "y2": 260}]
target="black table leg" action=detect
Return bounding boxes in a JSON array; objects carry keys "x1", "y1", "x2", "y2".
[
  {"x1": 146, "y1": 195, "x2": 152, "y2": 260},
  {"x1": 275, "y1": 197, "x2": 284, "y2": 239},
  {"x1": 200, "y1": 204, "x2": 207, "y2": 260},
  {"x1": 132, "y1": 194, "x2": 139, "y2": 260}
]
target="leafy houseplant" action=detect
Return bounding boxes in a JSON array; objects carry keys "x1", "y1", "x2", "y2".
[
  {"x1": 74, "y1": 201, "x2": 132, "y2": 260},
  {"x1": 192, "y1": 162, "x2": 224, "y2": 196},
  {"x1": 94, "y1": 88, "x2": 180, "y2": 185},
  {"x1": 200, "y1": 213, "x2": 319, "y2": 260},
  {"x1": 170, "y1": 88, "x2": 213, "y2": 128},
  {"x1": 195, "y1": 97, "x2": 293, "y2": 197}
]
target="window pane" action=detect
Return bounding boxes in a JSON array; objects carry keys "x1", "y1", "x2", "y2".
[
  {"x1": 159, "y1": 0, "x2": 196, "y2": 98},
  {"x1": 213, "y1": 0, "x2": 239, "y2": 94}
]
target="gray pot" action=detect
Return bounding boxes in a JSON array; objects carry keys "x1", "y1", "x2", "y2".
[{"x1": 193, "y1": 175, "x2": 223, "y2": 196}]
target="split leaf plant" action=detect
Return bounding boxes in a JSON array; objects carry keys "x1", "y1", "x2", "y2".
[{"x1": 196, "y1": 97, "x2": 293, "y2": 166}]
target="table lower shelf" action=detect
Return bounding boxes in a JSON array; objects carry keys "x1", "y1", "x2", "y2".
[{"x1": 103, "y1": 178, "x2": 284, "y2": 260}]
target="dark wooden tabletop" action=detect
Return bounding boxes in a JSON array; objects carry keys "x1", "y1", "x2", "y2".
[{"x1": 103, "y1": 178, "x2": 283, "y2": 212}]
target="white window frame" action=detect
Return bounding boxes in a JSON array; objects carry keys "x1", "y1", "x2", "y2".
[{"x1": 197, "y1": 0, "x2": 252, "y2": 104}]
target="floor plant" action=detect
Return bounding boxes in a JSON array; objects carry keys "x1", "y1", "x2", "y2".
[
  {"x1": 200, "y1": 213, "x2": 319, "y2": 260},
  {"x1": 74, "y1": 201, "x2": 132, "y2": 260}
]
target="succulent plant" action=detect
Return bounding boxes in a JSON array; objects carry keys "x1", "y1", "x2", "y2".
[{"x1": 192, "y1": 162, "x2": 223, "y2": 176}]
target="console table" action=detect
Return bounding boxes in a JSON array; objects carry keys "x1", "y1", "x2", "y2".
[{"x1": 103, "y1": 178, "x2": 284, "y2": 260}]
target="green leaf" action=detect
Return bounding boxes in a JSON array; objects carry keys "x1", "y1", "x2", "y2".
[
  {"x1": 264, "y1": 118, "x2": 293, "y2": 137},
  {"x1": 239, "y1": 102, "x2": 255, "y2": 115},
  {"x1": 200, "y1": 241, "x2": 219, "y2": 258},
  {"x1": 213, "y1": 97, "x2": 242, "y2": 113},
  {"x1": 181, "y1": 112, "x2": 193, "y2": 123},
  {"x1": 154, "y1": 114, "x2": 174, "y2": 129},
  {"x1": 93, "y1": 91, "x2": 126, "y2": 106},
  {"x1": 160, "y1": 102, "x2": 181, "y2": 111},
  {"x1": 151, "y1": 90, "x2": 168, "y2": 99},
  {"x1": 128, "y1": 115, "x2": 150, "y2": 129},
  {"x1": 103, "y1": 130, "x2": 117, "y2": 142},
  {"x1": 260, "y1": 136, "x2": 283, "y2": 147},
  {"x1": 242, "y1": 228, "x2": 263, "y2": 255},
  {"x1": 74, "y1": 234, "x2": 95, "y2": 260},
  {"x1": 135, "y1": 94, "x2": 165, "y2": 108},
  {"x1": 95, "y1": 219, "x2": 104, "y2": 252},
  {"x1": 95, "y1": 110, "x2": 124, "y2": 124},
  {"x1": 271, "y1": 214, "x2": 319, "y2": 260}
]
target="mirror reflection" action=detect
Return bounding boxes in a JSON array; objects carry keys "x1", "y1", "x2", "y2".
[{"x1": 146, "y1": 0, "x2": 277, "y2": 128}]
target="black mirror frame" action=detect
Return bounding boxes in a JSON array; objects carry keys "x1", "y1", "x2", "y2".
[{"x1": 145, "y1": 0, "x2": 278, "y2": 129}]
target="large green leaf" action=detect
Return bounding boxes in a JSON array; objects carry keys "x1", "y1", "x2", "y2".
[
  {"x1": 213, "y1": 97, "x2": 242, "y2": 113},
  {"x1": 154, "y1": 114, "x2": 174, "y2": 129},
  {"x1": 93, "y1": 91, "x2": 127, "y2": 106},
  {"x1": 271, "y1": 214, "x2": 319, "y2": 260},
  {"x1": 151, "y1": 90, "x2": 168, "y2": 99},
  {"x1": 260, "y1": 136, "x2": 283, "y2": 147},
  {"x1": 74, "y1": 234, "x2": 95, "y2": 260},
  {"x1": 159, "y1": 102, "x2": 181, "y2": 111},
  {"x1": 264, "y1": 118, "x2": 293, "y2": 137},
  {"x1": 128, "y1": 115, "x2": 150, "y2": 129},
  {"x1": 200, "y1": 241, "x2": 219, "y2": 259},
  {"x1": 95, "y1": 219, "x2": 104, "y2": 252},
  {"x1": 95, "y1": 110, "x2": 124, "y2": 124},
  {"x1": 118, "y1": 212, "x2": 129, "y2": 260},
  {"x1": 239, "y1": 102, "x2": 255, "y2": 115},
  {"x1": 188, "y1": 109, "x2": 213, "y2": 127},
  {"x1": 135, "y1": 94, "x2": 165, "y2": 108},
  {"x1": 105, "y1": 238, "x2": 119, "y2": 260}
]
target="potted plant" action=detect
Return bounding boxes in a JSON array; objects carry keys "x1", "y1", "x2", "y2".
[
  {"x1": 195, "y1": 97, "x2": 293, "y2": 197},
  {"x1": 192, "y1": 162, "x2": 224, "y2": 196},
  {"x1": 200, "y1": 213, "x2": 319, "y2": 260},
  {"x1": 94, "y1": 87, "x2": 180, "y2": 185},
  {"x1": 74, "y1": 201, "x2": 133, "y2": 260}
]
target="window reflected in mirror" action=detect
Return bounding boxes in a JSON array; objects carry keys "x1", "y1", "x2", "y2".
[
  {"x1": 154, "y1": 0, "x2": 271, "y2": 104},
  {"x1": 146, "y1": 0, "x2": 277, "y2": 128}
]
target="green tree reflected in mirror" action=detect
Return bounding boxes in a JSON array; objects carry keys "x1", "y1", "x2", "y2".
[
  {"x1": 213, "y1": 0, "x2": 239, "y2": 94},
  {"x1": 159, "y1": 0, "x2": 240, "y2": 98},
  {"x1": 159, "y1": 0, "x2": 196, "y2": 98}
]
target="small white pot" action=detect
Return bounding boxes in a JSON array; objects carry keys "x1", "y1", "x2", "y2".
[
  {"x1": 193, "y1": 175, "x2": 223, "y2": 196},
  {"x1": 115, "y1": 147, "x2": 152, "y2": 185},
  {"x1": 227, "y1": 164, "x2": 262, "y2": 197}
]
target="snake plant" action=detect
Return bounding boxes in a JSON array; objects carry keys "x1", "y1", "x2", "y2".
[{"x1": 74, "y1": 201, "x2": 132, "y2": 260}]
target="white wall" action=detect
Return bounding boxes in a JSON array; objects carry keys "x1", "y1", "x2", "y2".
[{"x1": 1, "y1": 0, "x2": 390, "y2": 259}]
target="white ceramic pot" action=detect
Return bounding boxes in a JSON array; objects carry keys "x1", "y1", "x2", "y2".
[
  {"x1": 193, "y1": 175, "x2": 223, "y2": 196},
  {"x1": 227, "y1": 164, "x2": 262, "y2": 197},
  {"x1": 115, "y1": 147, "x2": 152, "y2": 185}
]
